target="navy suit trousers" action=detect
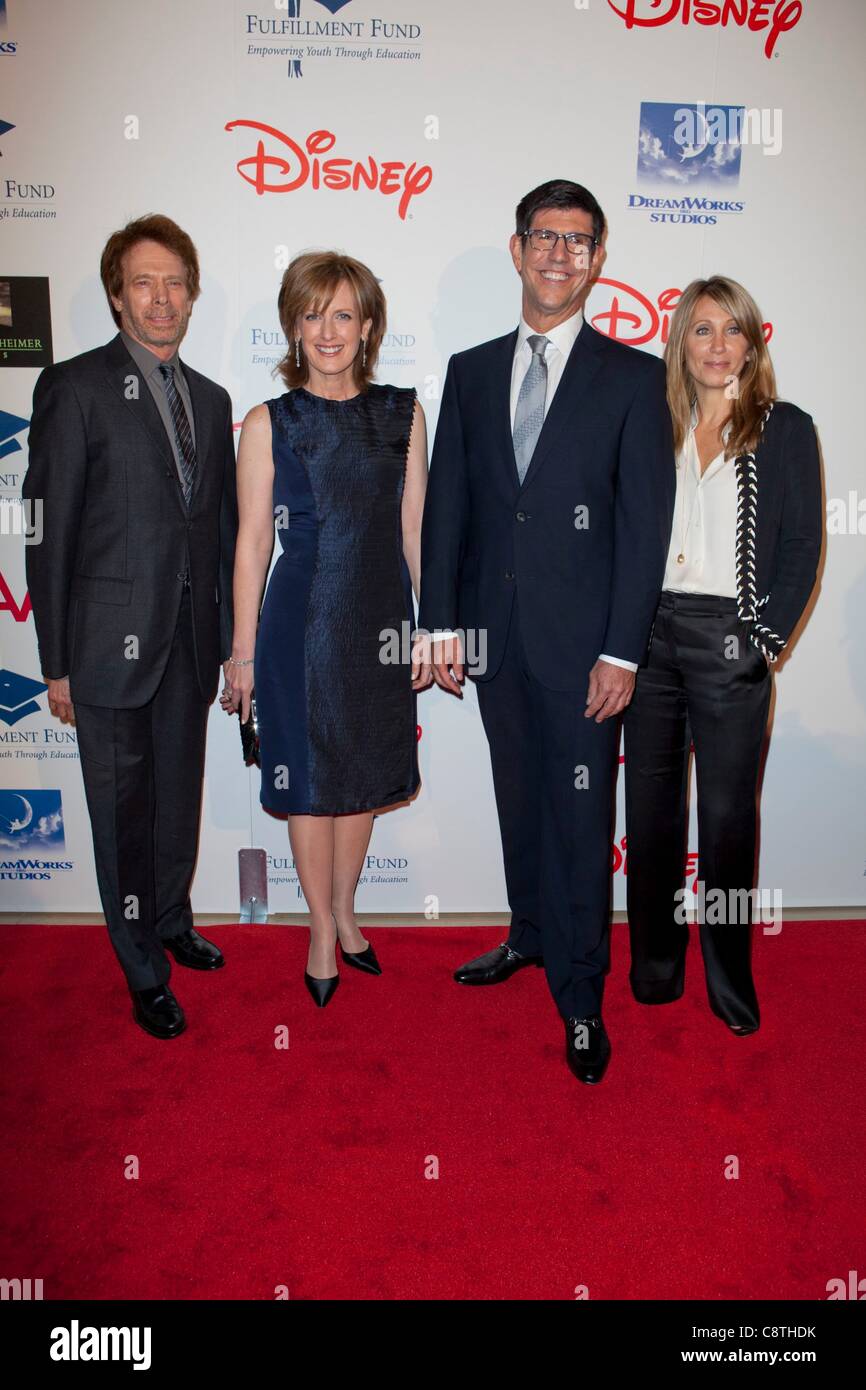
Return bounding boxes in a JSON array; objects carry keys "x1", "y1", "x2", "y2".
[{"x1": 474, "y1": 595, "x2": 620, "y2": 1019}]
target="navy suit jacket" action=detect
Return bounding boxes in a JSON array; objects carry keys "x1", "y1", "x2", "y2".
[{"x1": 419, "y1": 318, "x2": 676, "y2": 691}]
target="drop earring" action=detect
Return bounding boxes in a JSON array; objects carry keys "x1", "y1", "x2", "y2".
[
  {"x1": 362, "y1": 338, "x2": 367, "y2": 368},
  {"x1": 295, "y1": 337, "x2": 300, "y2": 368}
]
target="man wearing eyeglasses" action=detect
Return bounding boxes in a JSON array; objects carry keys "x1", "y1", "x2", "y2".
[{"x1": 419, "y1": 179, "x2": 675, "y2": 1085}]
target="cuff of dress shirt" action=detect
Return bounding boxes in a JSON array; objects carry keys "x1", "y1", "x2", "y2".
[{"x1": 599, "y1": 653, "x2": 638, "y2": 673}]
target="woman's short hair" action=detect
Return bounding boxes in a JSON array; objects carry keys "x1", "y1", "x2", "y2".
[
  {"x1": 664, "y1": 276, "x2": 777, "y2": 457},
  {"x1": 276, "y1": 251, "x2": 386, "y2": 391},
  {"x1": 100, "y1": 214, "x2": 201, "y2": 328}
]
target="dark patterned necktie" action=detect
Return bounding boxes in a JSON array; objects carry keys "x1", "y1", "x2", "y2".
[{"x1": 159, "y1": 363, "x2": 197, "y2": 505}]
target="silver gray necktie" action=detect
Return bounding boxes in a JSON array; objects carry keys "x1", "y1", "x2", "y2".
[{"x1": 512, "y1": 334, "x2": 549, "y2": 484}]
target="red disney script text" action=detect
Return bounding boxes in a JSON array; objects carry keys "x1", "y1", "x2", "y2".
[
  {"x1": 606, "y1": 0, "x2": 804, "y2": 61},
  {"x1": 592, "y1": 279, "x2": 773, "y2": 348},
  {"x1": 225, "y1": 121, "x2": 433, "y2": 221}
]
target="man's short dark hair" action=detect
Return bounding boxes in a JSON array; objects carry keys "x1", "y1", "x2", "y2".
[{"x1": 515, "y1": 180, "x2": 606, "y2": 246}]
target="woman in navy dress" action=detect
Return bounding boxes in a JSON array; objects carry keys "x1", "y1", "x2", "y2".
[{"x1": 225, "y1": 251, "x2": 429, "y2": 1006}]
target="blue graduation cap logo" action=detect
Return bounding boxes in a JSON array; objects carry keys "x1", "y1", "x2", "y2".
[
  {"x1": 0, "y1": 410, "x2": 29, "y2": 461},
  {"x1": 0, "y1": 668, "x2": 48, "y2": 726},
  {"x1": 315, "y1": 1, "x2": 354, "y2": 13},
  {"x1": 0, "y1": 118, "x2": 15, "y2": 150}
]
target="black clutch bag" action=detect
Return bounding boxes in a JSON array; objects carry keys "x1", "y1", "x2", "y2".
[{"x1": 240, "y1": 696, "x2": 260, "y2": 767}]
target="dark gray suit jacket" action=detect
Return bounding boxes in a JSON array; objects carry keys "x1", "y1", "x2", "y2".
[{"x1": 23, "y1": 333, "x2": 238, "y2": 707}]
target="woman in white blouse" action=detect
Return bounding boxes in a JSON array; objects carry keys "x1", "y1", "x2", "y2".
[{"x1": 623, "y1": 276, "x2": 821, "y2": 1034}]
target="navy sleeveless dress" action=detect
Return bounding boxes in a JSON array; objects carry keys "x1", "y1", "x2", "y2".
[{"x1": 254, "y1": 383, "x2": 421, "y2": 816}]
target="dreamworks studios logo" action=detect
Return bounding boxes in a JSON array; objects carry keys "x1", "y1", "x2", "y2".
[
  {"x1": 630, "y1": 101, "x2": 758, "y2": 225},
  {"x1": 0, "y1": 0, "x2": 17, "y2": 56},
  {"x1": 0, "y1": 788, "x2": 73, "y2": 880}
]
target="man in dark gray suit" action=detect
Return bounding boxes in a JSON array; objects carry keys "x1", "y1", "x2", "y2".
[{"x1": 23, "y1": 214, "x2": 238, "y2": 1039}]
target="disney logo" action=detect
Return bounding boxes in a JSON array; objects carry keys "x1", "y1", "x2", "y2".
[
  {"x1": 606, "y1": 0, "x2": 804, "y2": 60},
  {"x1": 224, "y1": 121, "x2": 433, "y2": 221},
  {"x1": 611, "y1": 835, "x2": 701, "y2": 889},
  {"x1": 591, "y1": 279, "x2": 773, "y2": 347}
]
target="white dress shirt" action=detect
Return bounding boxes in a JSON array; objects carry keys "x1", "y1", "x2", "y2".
[
  {"x1": 430, "y1": 307, "x2": 635, "y2": 671},
  {"x1": 663, "y1": 406, "x2": 737, "y2": 596},
  {"x1": 509, "y1": 308, "x2": 584, "y2": 426}
]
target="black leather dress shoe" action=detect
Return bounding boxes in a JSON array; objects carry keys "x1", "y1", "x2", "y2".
[
  {"x1": 131, "y1": 984, "x2": 186, "y2": 1039},
  {"x1": 453, "y1": 941, "x2": 543, "y2": 985},
  {"x1": 564, "y1": 1015, "x2": 611, "y2": 1085},
  {"x1": 340, "y1": 942, "x2": 382, "y2": 976},
  {"x1": 163, "y1": 928, "x2": 224, "y2": 971}
]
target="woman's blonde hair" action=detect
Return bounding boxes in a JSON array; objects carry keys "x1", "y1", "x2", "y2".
[
  {"x1": 664, "y1": 276, "x2": 776, "y2": 458},
  {"x1": 276, "y1": 250, "x2": 386, "y2": 391}
]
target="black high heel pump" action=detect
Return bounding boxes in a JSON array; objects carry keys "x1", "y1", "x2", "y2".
[{"x1": 304, "y1": 971, "x2": 339, "y2": 1007}]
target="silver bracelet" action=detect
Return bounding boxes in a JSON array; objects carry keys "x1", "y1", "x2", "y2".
[{"x1": 228, "y1": 656, "x2": 254, "y2": 667}]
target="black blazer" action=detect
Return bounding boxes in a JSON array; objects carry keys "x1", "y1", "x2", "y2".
[
  {"x1": 729, "y1": 400, "x2": 822, "y2": 661},
  {"x1": 22, "y1": 333, "x2": 238, "y2": 707},
  {"x1": 419, "y1": 319, "x2": 676, "y2": 691}
]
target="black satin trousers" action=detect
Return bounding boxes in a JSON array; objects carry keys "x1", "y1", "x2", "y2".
[{"x1": 623, "y1": 590, "x2": 773, "y2": 1030}]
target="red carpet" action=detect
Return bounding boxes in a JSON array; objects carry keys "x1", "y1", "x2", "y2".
[{"x1": 1, "y1": 921, "x2": 863, "y2": 1301}]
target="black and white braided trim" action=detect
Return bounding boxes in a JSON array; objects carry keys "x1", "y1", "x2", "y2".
[{"x1": 734, "y1": 402, "x2": 785, "y2": 662}]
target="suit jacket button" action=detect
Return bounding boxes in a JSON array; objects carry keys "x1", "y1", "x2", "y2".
[
  {"x1": 504, "y1": 570, "x2": 514, "y2": 580},
  {"x1": 516, "y1": 511, "x2": 526, "y2": 522}
]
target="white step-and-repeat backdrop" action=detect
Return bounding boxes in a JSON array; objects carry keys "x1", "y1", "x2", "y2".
[{"x1": 1, "y1": 0, "x2": 864, "y2": 914}]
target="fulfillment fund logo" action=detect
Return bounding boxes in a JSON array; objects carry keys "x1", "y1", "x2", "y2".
[
  {"x1": 0, "y1": 667, "x2": 78, "y2": 760},
  {"x1": 0, "y1": 406, "x2": 27, "y2": 460},
  {"x1": 248, "y1": 325, "x2": 415, "y2": 371},
  {"x1": 630, "y1": 101, "x2": 746, "y2": 224},
  {"x1": 0, "y1": 120, "x2": 57, "y2": 221},
  {"x1": 0, "y1": 789, "x2": 73, "y2": 880},
  {"x1": 0, "y1": 668, "x2": 47, "y2": 726},
  {"x1": 246, "y1": 0, "x2": 422, "y2": 80}
]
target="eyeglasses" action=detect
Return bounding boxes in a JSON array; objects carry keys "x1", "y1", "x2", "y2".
[{"x1": 522, "y1": 229, "x2": 598, "y2": 257}]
